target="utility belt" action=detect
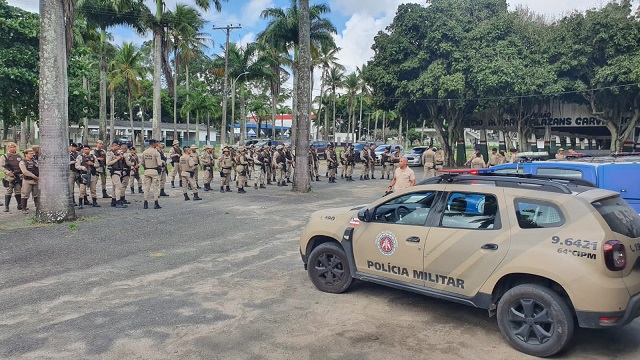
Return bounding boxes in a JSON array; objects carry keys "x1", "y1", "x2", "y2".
[{"x1": 2, "y1": 175, "x2": 21, "y2": 187}]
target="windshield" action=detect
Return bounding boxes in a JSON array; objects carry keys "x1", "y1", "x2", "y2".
[
  {"x1": 375, "y1": 145, "x2": 391, "y2": 152},
  {"x1": 592, "y1": 196, "x2": 640, "y2": 238}
]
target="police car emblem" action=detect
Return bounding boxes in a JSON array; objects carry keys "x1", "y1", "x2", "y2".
[{"x1": 376, "y1": 231, "x2": 397, "y2": 256}]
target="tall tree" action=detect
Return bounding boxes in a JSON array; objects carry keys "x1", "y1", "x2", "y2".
[
  {"x1": 109, "y1": 42, "x2": 144, "y2": 145},
  {"x1": 294, "y1": 0, "x2": 311, "y2": 192},
  {"x1": 314, "y1": 44, "x2": 343, "y2": 140},
  {"x1": 37, "y1": 0, "x2": 75, "y2": 222},
  {"x1": 325, "y1": 65, "x2": 344, "y2": 140}
]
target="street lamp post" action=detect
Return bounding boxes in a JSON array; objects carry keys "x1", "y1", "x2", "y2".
[{"x1": 231, "y1": 72, "x2": 250, "y2": 144}]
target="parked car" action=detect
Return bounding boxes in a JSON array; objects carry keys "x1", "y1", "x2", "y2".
[
  {"x1": 255, "y1": 139, "x2": 282, "y2": 148},
  {"x1": 405, "y1": 146, "x2": 430, "y2": 167},
  {"x1": 374, "y1": 144, "x2": 403, "y2": 164},
  {"x1": 310, "y1": 140, "x2": 330, "y2": 159},
  {"x1": 487, "y1": 160, "x2": 640, "y2": 213}
]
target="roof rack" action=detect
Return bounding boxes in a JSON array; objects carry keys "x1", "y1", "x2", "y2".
[{"x1": 418, "y1": 173, "x2": 595, "y2": 194}]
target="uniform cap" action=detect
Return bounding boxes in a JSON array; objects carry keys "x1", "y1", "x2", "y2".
[
  {"x1": 223, "y1": 147, "x2": 230, "y2": 152},
  {"x1": 148, "y1": 139, "x2": 157, "y2": 145},
  {"x1": 558, "y1": 148, "x2": 564, "y2": 151},
  {"x1": 173, "y1": 140, "x2": 180, "y2": 145},
  {"x1": 129, "y1": 146, "x2": 135, "y2": 151},
  {"x1": 238, "y1": 146, "x2": 245, "y2": 151},
  {"x1": 190, "y1": 144, "x2": 198, "y2": 149},
  {"x1": 509, "y1": 148, "x2": 517, "y2": 152},
  {"x1": 7, "y1": 142, "x2": 17, "y2": 147},
  {"x1": 23, "y1": 148, "x2": 34, "y2": 154},
  {"x1": 83, "y1": 145, "x2": 91, "y2": 149},
  {"x1": 70, "y1": 143, "x2": 78, "y2": 148},
  {"x1": 96, "y1": 140, "x2": 103, "y2": 144},
  {"x1": 491, "y1": 148, "x2": 497, "y2": 151},
  {"x1": 276, "y1": 145, "x2": 283, "y2": 150}
]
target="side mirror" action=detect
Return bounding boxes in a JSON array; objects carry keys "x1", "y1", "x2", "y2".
[{"x1": 358, "y1": 208, "x2": 370, "y2": 222}]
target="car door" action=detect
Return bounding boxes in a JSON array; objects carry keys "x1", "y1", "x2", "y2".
[
  {"x1": 421, "y1": 186, "x2": 510, "y2": 297},
  {"x1": 352, "y1": 191, "x2": 441, "y2": 286}
]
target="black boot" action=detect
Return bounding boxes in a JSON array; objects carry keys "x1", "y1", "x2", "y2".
[
  {"x1": 341, "y1": 174, "x2": 344, "y2": 179},
  {"x1": 282, "y1": 181, "x2": 288, "y2": 186},
  {"x1": 204, "y1": 184, "x2": 210, "y2": 191},
  {"x1": 154, "y1": 201, "x2": 162, "y2": 209},
  {"x1": 130, "y1": 187, "x2": 135, "y2": 194},
  {"x1": 226, "y1": 186, "x2": 232, "y2": 192},
  {"x1": 4, "y1": 195, "x2": 10, "y2": 212},
  {"x1": 115, "y1": 200, "x2": 127, "y2": 208},
  {"x1": 387, "y1": 174, "x2": 390, "y2": 180},
  {"x1": 365, "y1": 175, "x2": 370, "y2": 180},
  {"x1": 184, "y1": 193, "x2": 190, "y2": 201},
  {"x1": 102, "y1": 189, "x2": 111, "y2": 198},
  {"x1": 171, "y1": 180, "x2": 175, "y2": 188},
  {"x1": 371, "y1": 175, "x2": 376, "y2": 179},
  {"x1": 260, "y1": 184, "x2": 266, "y2": 189},
  {"x1": 121, "y1": 197, "x2": 130, "y2": 204},
  {"x1": 84, "y1": 196, "x2": 89, "y2": 204},
  {"x1": 220, "y1": 186, "x2": 225, "y2": 193},
  {"x1": 316, "y1": 176, "x2": 320, "y2": 182},
  {"x1": 138, "y1": 186, "x2": 143, "y2": 194},
  {"x1": 16, "y1": 195, "x2": 22, "y2": 210},
  {"x1": 254, "y1": 183, "x2": 258, "y2": 189},
  {"x1": 360, "y1": 175, "x2": 364, "y2": 181},
  {"x1": 143, "y1": 201, "x2": 149, "y2": 209},
  {"x1": 311, "y1": 176, "x2": 315, "y2": 182},
  {"x1": 197, "y1": 184, "x2": 201, "y2": 189},
  {"x1": 160, "y1": 188, "x2": 169, "y2": 197},
  {"x1": 238, "y1": 188, "x2": 246, "y2": 194},
  {"x1": 21, "y1": 198, "x2": 29, "y2": 214},
  {"x1": 179, "y1": 180, "x2": 183, "y2": 187},
  {"x1": 111, "y1": 198, "x2": 117, "y2": 207},
  {"x1": 277, "y1": 181, "x2": 282, "y2": 187},
  {"x1": 92, "y1": 198, "x2": 101, "y2": 207},
  {"x1": 78, "y1": 198, "x2": 84, "y2": 209},
  {"x1": 287, "y1": 178, "x2": 292, "y2": 183},
  {"x1": 193, "y1": 193, "x2": 202, "y2": 200}
]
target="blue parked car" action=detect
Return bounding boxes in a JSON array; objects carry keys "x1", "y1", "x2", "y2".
[{"x1": 488, "y1": 160, "x2": 640, "y2": 212}]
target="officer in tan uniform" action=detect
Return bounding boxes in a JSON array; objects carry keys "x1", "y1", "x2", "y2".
[
  {"x1": 18, "y1": 148, "x2": 39, "y2": 214},
  {"x1": 471, "y1": 153, "x2": 486, "y2": 169},
  {"x1": 435, "y1": 148, "x2": 445, "y2": 170},
  {"x1": 235, "y1": 146, "x2": 249, "y2": 193},
  {"x1": 69, "y1": 143, "x2": 79, "y2": 206},
  {"x1": 508, "y1": 148, "x2": 518, "y2": 163},
  {"x1": 180, "y1": 147, "x2": 202, "y2": 200},
  {"x1": 344, "y1": 144, "x2": 356, "y2": 182},
  {"x1": 1, "y1": 142, "x2": 24, "y2": 212},
  {"x1": 190, "y1": 144, "x2": 201, "y2": 190},
  {"x1": 119, "y1": 143, "x2": 135, "y2": 205},
  {"x1": 368, "y1": 144, "x2": 377, "y2": 179},
  {"x1": 309, "y1": 145, "x2": 320, "y2": 182},
  {"x1": 421, "y1": 146, "x2": 436, "y2": 179},
  {"x1": 75, "y1": 145, "x2": 101, "y2": 208},
  {"x1": 391, "y1": 146, "x2": 403, "y2": 173},
  {"x1": 106, "y1": 142, "x2": 127, "y2": 208},
  {"x1": 142, "y1": 139, "x2": 163, "y2": 209},
  {"x1": 274, "y1": 145, "x2": 287, "y2": 186},
  {"x1": 128, "y1": 147, "x2": 142, "y2": 194},
  {"x1": 487, "y1": 148, "x2": 500, "y2": 167},
  {"x1": 555, "y1": 148, "x2": 566, "y2": 160},
  {"x1": 252, "y1": 146, "x2": 266, "y2": 189},
  {"x1": 91, "y1": 140, "x2": 110, "y2": 198},
  {"x1": 157, "y1": 142, "x2": 170, "y2": 197},
  {"x1": 284, "y1": 144, "x2": 294, "y2": 183},
  {"x1": 326, "y1": 144, "x2": 338, "y2": 183},
  {"x1": 380, "y1": 147, "x2": 393, "y2": 180},
  {"x1": 219, "y1": 147, "x2": 233, "y2": 193},
  {"x1": 169, "y1": 140, "x2": 182, "y2": 188},
  {"x1": 200, "y1": 145, "x2": 216, "y2": 191}
]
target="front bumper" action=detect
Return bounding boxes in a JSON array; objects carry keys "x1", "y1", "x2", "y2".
[{"x1": 576, "y1": 292, "x2": 640, "y2": 328}]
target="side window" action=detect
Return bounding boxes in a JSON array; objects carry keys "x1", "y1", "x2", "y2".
[
  {"x1": 373, "y1": 192, "x2": 436, "y2": 226},
  {"x1": 493, "y1": 168, "x2": 524, "y2": 174},
  {"x1": 441, "y1": 192, "x2": 499, "y2": 230},
  {"x1": 536, "y1": 168, "x2": 583, "y2": 179},
  {"x1": 515, "y1": 199, "x2": 565, "y2": 229}
]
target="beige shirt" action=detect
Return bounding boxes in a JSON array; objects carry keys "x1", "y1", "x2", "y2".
[
  {"x1": 471, "y1": 157, "x2": 486, "y2": 169},
  {"x1": 393, "y1": 167, "x2": 416, "y2": 191},
  {"x1": 422, "y1": 149, "x2": 435, "y2": 166}
]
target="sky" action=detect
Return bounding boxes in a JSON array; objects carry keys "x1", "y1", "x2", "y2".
[{"x1": 6, "y1": 0, "x2": 623, "y2": 96}]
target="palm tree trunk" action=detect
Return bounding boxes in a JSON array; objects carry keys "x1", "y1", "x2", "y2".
[
  {"x1": 206, "y1": 112, "x2": 210, "y2": 145},
  {"x1": 294, "y1": 0, "x2": 311, "y2": 192},
  {"x1": 291, "y1": 59, "x2": 298, "y2": 143},
  {"x1": 82, "y1": 75, "x2": 89, "y2": 144},
  {"x1": 173, "y1": 48, "x2": 178, "y2": 140},
  {"x1": 186, "y1": 63, "x2": 190, "y2": 145},
  {"x1": 324, "y1": 107, "x2": 328, "y2": 142},
  {"x1": 382, "y1": 111, "x2": 386, "y2": 142},
  {"x1": 374, "y1": 111, "x2": 378, "y2": 141},
  {"x1": 152, "y1": 22, "x2": 162, "y2": 141},
  {"x1": 37, "y1": 0, "x2": 75, "y2": 222},
  {"x1": 358, "y1": 94, "x2": 363, "y2": 142},
  {"x1": 128, "y1": 87, "x2": 134, "y2": 145},
  {"x1": 20, "y1": 119, "x2": 27, "y2": 149},
  {"x1": 195, "y1": 111, "x2": 199, "y2": 147},
  {"x1": 332, "y1": 88, "x2": 336, "y2": 141},
  {"x1": 271, "y1": 86, "x2": 277, "y2": 140},
  {"x1": 110, "y1": 88, "x2": 115, "y2": 142},
  {"x1": 240, "y1": 84, "x2": 246, "y2": 144},
  {"x1": 231, "y1": 80, "x2": 235, "y2": 144},
  {"x1": 99, "y1": 27, "x2": 107, "y2": 141}
]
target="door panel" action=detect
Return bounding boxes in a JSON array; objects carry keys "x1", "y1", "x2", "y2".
[{"x1": 422, "y1": 188, "x2": 510, "y2": 297}]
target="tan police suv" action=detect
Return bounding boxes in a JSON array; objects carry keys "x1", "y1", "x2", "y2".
[{"x1": 299, "y1": 174, "x2": 640, "y2": 357}]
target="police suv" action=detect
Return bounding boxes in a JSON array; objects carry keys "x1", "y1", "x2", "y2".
[{"x1": 299, "y1": 174, "x2": 640, "y2": 357}]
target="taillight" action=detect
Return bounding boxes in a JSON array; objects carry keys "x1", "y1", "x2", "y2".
[
  {"x1": 603, "y1": 240, "x2": 626, "y2": 271},
  {"x1": 470, "y1": 170, "x2": 478, "y2": 175}
]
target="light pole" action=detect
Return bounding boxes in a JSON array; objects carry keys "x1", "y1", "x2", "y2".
[{"x1": 231, "y1": 72, "x2": 250, "y2": 144}]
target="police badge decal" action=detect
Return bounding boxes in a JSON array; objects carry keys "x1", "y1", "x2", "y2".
[{"x1": 376, "y1": 231, "x2": 397, "y2": 256}]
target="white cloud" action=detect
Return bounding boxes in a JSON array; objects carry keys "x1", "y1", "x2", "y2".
[
  {"x1": 6, "y1": 0, "x2": 38, "y2": 13},
  {"x1": 236, "y1": 32, "x2": 256, "y2": 47},
  {"x1": 243, "y1": 0, "x2": 273, "y2": 25},
  {"x1": 329, "y1": 0, "x2": 406, "y2": 18}
]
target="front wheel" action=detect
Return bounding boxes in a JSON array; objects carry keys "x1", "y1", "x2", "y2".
[
  {"x1": 497, "y1": 284, "x2": 574, "y2": 357},
  {"x1": 307, "y1": 243, "x2": 353, "y2": 294}
]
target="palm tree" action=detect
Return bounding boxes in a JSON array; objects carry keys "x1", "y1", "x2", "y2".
[
  {"x1": 356, "y1": 64, "x2": 369, "y2": 141},
  {"x1": 315, "y1": 44, "x2": 343, "y2": 140},
  {"x1": 37, "y1": 0, "x2": 76, "y2": 222},
  {"x1": 325, "y1": 65, "x2": 344, "y2": 141},
  {"x1": 343, "y1": 72, "x2": 358, "y2": 142},
  {"x1": 168, "y1": 4, "x2": 207, "y2": 140},
  {"x1": 295, "y1": 0, "x2": 312, "y2": 192},
  {"x1": 109, "y1": 42, "x2": 144, "y2": 146},
  {"x1": 76, "y1": 0, "x2": 144, "y2": 141},
  {"x1": 260, "y1": 43, "x2": 291, "y2": 140},
  {"x1": 181, "y1": 91, "x2": 217, "y2": 147}
]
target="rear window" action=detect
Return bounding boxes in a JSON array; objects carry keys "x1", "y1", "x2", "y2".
[
  {"x1": 592, "y1": 196, "x2": 640, "y2": 238},
  {"x1": 514, "y1": 199, "x2": 565, "y2": 228},
  {"x1": 536, "y1": 168, "x2": 583, "y2": 179}
]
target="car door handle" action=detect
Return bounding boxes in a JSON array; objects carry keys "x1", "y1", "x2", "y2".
[
  {"x1": 481, "y1": 243, "x2": 499, "y2": 250},
  {"x1": 406, "y1": 236, "x2": 421, "y2": 243}
]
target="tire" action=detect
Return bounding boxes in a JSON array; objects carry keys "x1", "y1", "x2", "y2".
[
  {"x1": 307, "y1": 243, "x2": 353, "y2": 294},
  {"x1": 496, "y1": 284, "x2": 574, "y2": 357}
]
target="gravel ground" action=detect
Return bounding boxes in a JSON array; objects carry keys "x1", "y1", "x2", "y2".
[{"x1": 0, "y1": 165, "x2": 638, "y2": 359}]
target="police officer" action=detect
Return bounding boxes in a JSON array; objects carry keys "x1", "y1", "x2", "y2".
[
  {"x1": 344, "y1": 144, "x2": 356, "y2": 182},
  {"x1": 422, "y1": 146, "x2": 436, "y2": 179},
  {"x1": 19, "y1": 148, "x2": 39, "y2": 214},
  {"x1": 157, "y1": 142, "x2": 170, "y2": 197},
  {"x1": 219, "y1": 147, "x2": 234, "y2": 193},
  {"x1": 91, "y1": 140, "x2": 111, "y2": 198},
  {"x1": 75, "y1": 144, "x2": 101, "y2": 208},
  {"x1": 264, "y1": 145, "x2": 273, "y2": 185},
  {"x1": 253, "y1": 146, "x2": 266, "y2": 189},
  {"x1": 487, "y1": 148, "x2": 500, "y2": 167},
  {"x1": 190, "y1": 144, "x2": 201, "y2": 189},
  {"x1": 31, "y1": 145, "x2": 40, "y2": 161},
  {"x1": 391, "y1": 146, "x2": 403, "y2": 172},
  {"x1": 128, "y1": 147, "x2": 142, "y2": 194},
  {"x1": 169, "y1": 140, "x2": 183, "y2": 188},
  {"x1": 69, "y1": 142, "x2": 79, "y2": 206},
  {"x1": 119, "y1": 143, "x2": 134, "y2": 205},
  {"x1": 1, "y1": 142, "x2": 24, "y2": 212},
  {"x1": 471, "y1": 152, "x2": 486, "y2": 169},
  {"x1": 106, "y1": 142, "x2": 127, "y2": 208},
  {"x1": 200, "y1": 145, "x2": 216, "y2": 191},
  {"x1": 339, "y1": 146, "x2": 347, "y2": 179},
  {"x1": 273, "y1": 145, "x2": 287, "y2": 186},
  {"x1": 142, "y1": 139, "x2": 163, "y2": 209},
  {"x1": 180, "y1": 147, "x2": 201, "y2": 200},
  {"x1": 235, "y1": 146, "x2": 249, "y2": 193},
  {"x1": 380, "y1": 147, "x2": 393, "y2": 180},
  {"x1": 368, "y1": 144, "x2": 377, "y2": 179},
  {"x1": 326, "y1": 144, "x2": 338, "y2": 183},
  {"x1": 284, "y1": 144, "x2": 294, "y2": 183}
]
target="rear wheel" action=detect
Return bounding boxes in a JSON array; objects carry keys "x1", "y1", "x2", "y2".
[
  {"x1": 497, "y1": 284, "x2": 574, "y2": 357},
  {"x1": 307, "y1": 243, "x2": 353, "y2": 293}
]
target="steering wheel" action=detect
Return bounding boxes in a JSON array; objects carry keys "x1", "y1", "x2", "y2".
[{"x1": 395, "y1": 206, "x2": 411, "y2": 221}]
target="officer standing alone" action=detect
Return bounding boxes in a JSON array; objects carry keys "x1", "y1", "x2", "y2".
[{"x1": 142, "y1": 139, "x2": 163, "y2": 209}]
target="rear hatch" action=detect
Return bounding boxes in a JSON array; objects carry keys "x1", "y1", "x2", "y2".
[
  {"x1": 591, "y1": 195, "x2": 640, "y2": 296},
  {"x1": 598, "y1": 163, "x2": 640, "y2": 213}
]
